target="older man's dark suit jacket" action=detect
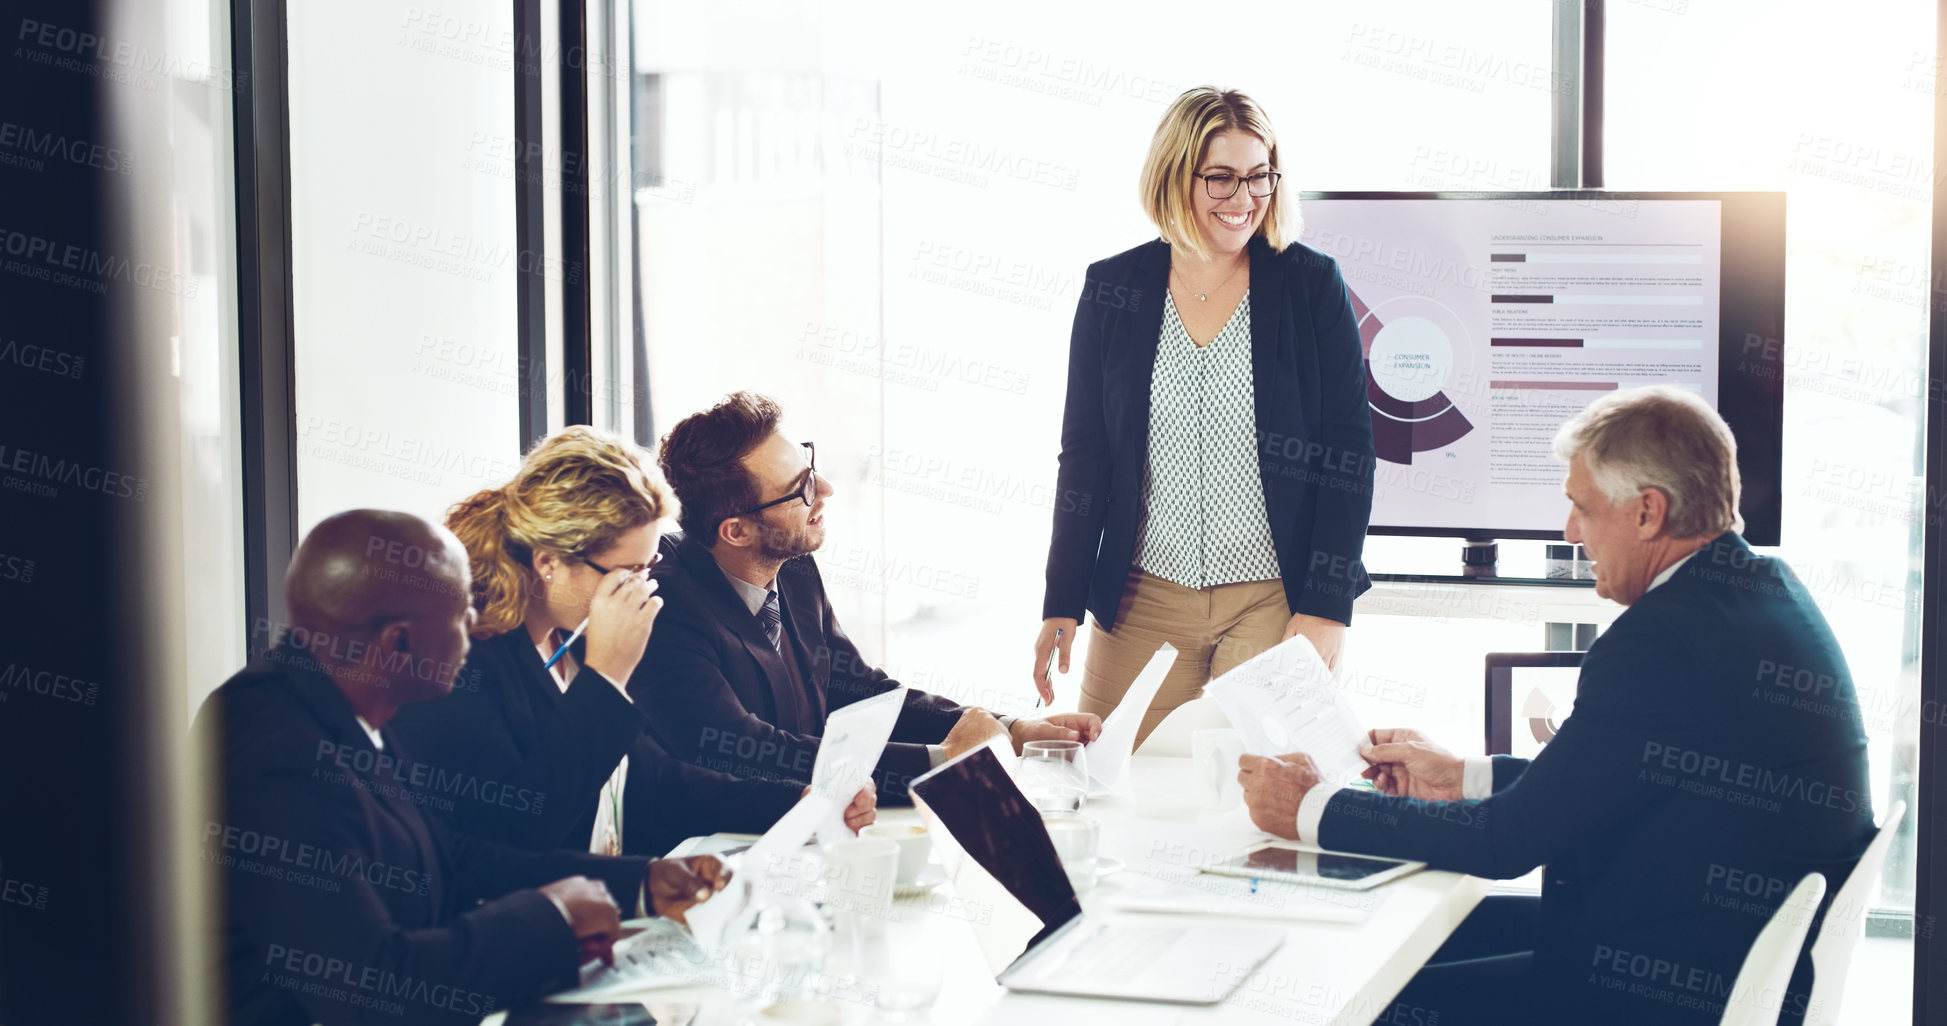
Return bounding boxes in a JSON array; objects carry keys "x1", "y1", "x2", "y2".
[
  {"x1": 631, "y1": 531, "x2": 964, "y2": 799},
  {"x1": 193, "y1": 642, "x2": 655, "y2": 1026},
  {"x1": 389, "y1": 629, "x2": 801, "y2": 856},
  {"x1": 1318, "y1": 533, "x2": 1876, "y2": 1026}
]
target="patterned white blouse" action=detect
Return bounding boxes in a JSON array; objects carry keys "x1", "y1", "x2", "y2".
[{"x1": 1134, "y1": 290, "x2": 1284, "y2": 590}]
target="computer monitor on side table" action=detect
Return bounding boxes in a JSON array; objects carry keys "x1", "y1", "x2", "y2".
[{"x1": 1484, "y1": 651, "x2": 1585, "y2": 757}]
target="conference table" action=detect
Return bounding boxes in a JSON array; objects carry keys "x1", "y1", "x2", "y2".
[{"x1": 490, "y1": 755, "x2": 1488, "y2": 1026}]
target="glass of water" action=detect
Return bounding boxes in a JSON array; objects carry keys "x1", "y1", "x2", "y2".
[{"x1": 1020, "y1": 740, "x2": 1089, "y2": 813}]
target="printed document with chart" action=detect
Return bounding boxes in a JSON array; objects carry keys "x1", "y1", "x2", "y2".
[{"x1": 1203, "y1": 635, "x2": 1370, "y2": 785}]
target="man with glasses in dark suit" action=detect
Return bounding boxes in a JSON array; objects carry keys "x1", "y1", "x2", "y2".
[{"x1": 633, "y1": 391, "x2": 1100, "y2": 799}]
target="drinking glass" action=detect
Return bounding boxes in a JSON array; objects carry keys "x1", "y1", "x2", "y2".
[
  {"x1": 852, "y1": 931, "x2": 943, "y2": 1021},
  {"x1": 1041, "y1": 812, "x2": 1102, "y2": 893},
  {"x1": 1020, "y1": 739, "x2": 1089, "y2": 813}
]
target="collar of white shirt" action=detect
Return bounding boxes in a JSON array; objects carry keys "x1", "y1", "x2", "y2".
[
  {"x1": 353, "y1": 715, "x2": 384, "y2": 751},
  {"x1": 717, "y1": 560, "x2": 776, "y2": 617},
  {"x1": 535, "y1": 633, "x2": 631, "y2": 700},
  {"x1": 1644, "y1": 547, "x2": 1699, "y2": 595}
]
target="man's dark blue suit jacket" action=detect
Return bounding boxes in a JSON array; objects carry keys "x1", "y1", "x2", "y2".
[
  {"x1": 194, "y1": 642, "x2": 655, "y2": 1025},
  {"x1": 632, "y1": 531, "x2": 965, "y2": 800},
  {"x1": 1319, "y1": 533, "x2": 1876, "y2": 1025}
]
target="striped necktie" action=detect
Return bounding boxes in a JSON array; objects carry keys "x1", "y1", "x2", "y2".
[{"x1": 759, "y1": 591, "x2": 783, "y2": 651}]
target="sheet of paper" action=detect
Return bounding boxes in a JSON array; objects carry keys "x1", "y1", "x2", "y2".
[
  {"x1": 1203, "y1": 635, "x2": 1369, "y2": 784},
  {"x1": 1085, "y1": 644, "x2": 1177, "y2": 795},
  {"x1": 680, "y1": 872, "x2": 746, "y2": 955},
  {"x1": 685, "y1": 792, "x2": 832, "y2": 951},
  {"x1": 810, "y1": 686, "x2": 907, "y2": 844}
]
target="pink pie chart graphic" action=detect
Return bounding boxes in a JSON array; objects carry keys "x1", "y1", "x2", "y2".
[{"x1": 1352, "y1": 288, "x2": 1475, "y2": 465}]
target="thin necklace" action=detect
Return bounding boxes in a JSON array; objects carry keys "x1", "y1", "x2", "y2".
[{"x1": 1171, "y1": 257, "x2": 1247, "y2": 302}]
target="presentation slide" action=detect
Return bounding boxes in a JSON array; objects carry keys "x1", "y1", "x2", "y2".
[{"x1": 1300, "y1": 198, "x2": 1723, "y2": 537}]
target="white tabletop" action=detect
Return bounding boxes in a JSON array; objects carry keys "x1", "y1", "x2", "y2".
[{"x1": 510, "y1": 755, "x2": 1485, "y2": 1026}]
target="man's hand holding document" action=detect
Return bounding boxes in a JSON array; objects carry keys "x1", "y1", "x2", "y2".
[
  {"x1": 1202, "y1": 634, "x2": 1370, "y2": 786},
  {"x1": 807, "y1": 687, "x2": 905, "y2": 844}
]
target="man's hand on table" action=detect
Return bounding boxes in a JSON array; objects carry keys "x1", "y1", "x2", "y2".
[
  {"x1": 1238, "y1": 753, "x2": 1324, "y2": 840},
  {"x1": 1360, "y1": 727, "x2": 1465, "y2": 802},
  {"x1": 941, "y1": 708, "x2": 1008, "y2": 761},
  {"x1": 646, "y1": 855, "x2": 731, "y2": 926},
  {"x1": 1007, "y1": 712, "x2": 1103, "y2": 752},
  {"x1": 538, "y1": 875, "x2": 623, "y2": 967}
]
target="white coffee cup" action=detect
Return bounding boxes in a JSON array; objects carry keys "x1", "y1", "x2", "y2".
[
  {"x1": 821, "y1": 838, "x2": 898, "y2": 927},
  {"x1": 859, "y1": 822, "x2": 932, "y2": 887},
  {"x1": 1192, "y1": 728, "x2": 1246, "y2": 811},
  {"x1": 1041, "y1": 812, "x2": 1101, "y2": 892}
]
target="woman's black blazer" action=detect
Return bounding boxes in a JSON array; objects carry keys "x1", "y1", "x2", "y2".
[
  {"x1": 1041, "y1": 235, "x2": 1376, "y2": 631},
  {"x1": 388, "y1": 628, "x2": 799, "y2": 855}
]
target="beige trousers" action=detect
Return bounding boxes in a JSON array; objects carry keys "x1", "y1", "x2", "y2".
[{"x1": 1078, "y1": 568, "x2": 1290, "y2": 748}]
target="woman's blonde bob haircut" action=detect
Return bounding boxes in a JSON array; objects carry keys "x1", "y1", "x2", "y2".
[
  {"x1": 446, "y1": 425, "x2": 674, "y2": 638},
  {"x1": 1139, "y1": 87, "x2": 1295, "y2": 259}
]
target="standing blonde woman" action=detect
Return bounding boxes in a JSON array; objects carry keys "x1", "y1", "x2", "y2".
[
  {"x1": 391, "y1": 425, "x2": 873, "y2": 855},
  {"x1": 1032, "y1": 87, "x2": 1376, "y2": 745}
]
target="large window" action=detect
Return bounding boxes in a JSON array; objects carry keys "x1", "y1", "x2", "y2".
[
  {"x1": 1605, "y1": 1, "x2": 1934, "y2": 1017},
  {"x1": 625, "y1": 6, "x2": 1930, "y2": 1020},
  {"x1": 286, "y1": 0, "x2": 525, "y2": 537},
  {"x1": 630, "y1": 0, "x2": 1557, "y2": 704}
]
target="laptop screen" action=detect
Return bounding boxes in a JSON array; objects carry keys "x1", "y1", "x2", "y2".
[{"x1": 910, "y1": 744, "x2": 1084, "y2": 968}]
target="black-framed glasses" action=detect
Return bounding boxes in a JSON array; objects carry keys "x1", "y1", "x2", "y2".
[
  {"x1": 729, "y1": 442, "x2": 817, "y2": 518},
  {"x1": 580, "y1": 551, "x2": 661, "y2": 576},
  {"x1": 1195, "y1": 171, "x2": 1282, "y2": 200}
]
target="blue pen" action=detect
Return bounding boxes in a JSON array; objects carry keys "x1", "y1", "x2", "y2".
[
  {"x1": 1250, "y1": 877, "x2": 1259, "y2": 895},
  {"x1": 1036, "y1": 627, "x2": 1064, "y2": 708},
  {"x1": 541, "y1": 616, "x2": 588, "y2": 672},
  {"x1": 545, "y1": 565, "x2": 655, "y2": 672}
]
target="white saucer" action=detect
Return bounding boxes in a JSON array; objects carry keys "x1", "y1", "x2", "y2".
[{"x1": 894, "y1": 864, "x2": 949, "y2": 898}]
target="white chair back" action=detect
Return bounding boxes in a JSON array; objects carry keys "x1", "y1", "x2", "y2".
[
  {"x1": 1133, "y1": 696, "x2": 1230, "y2": 757},
  {"x1": 1719, "y1": 873, "x2": 1826, "y2": 1026},
  {"x1": 1803, "y1": 800, "x2": 1907, "y2": 1026}
]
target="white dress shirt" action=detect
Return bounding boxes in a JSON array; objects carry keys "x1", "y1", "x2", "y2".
[{"x1": 1292, "y1": 548, "x2": 1701, "y2": 843}]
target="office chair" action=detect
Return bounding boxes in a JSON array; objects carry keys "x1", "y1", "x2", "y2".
[
  {"x1": 1802, "y1": 800, "x2": 1907, "y2": 1026},
  {"x1": 1720, "y1": 873, "x2": 1827, "y2": 1026}
]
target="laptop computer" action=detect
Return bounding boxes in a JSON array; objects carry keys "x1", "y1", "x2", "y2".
[{"x1": 909, "y1": 744, "x2": 1286, "y2": 1004}]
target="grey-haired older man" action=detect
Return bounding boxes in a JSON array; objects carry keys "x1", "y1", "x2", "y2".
[{"x1": 1239, "y1": 387, "x2": 1874, "y2": 1026}]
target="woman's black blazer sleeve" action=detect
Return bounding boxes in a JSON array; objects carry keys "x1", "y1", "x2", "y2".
[
  {"x1": 1287, "y1": 252, "x2": 1376, "y2": 623},
  {"x1": 1041, "y1": 256, "x2": 1118, "y2": 622},
  {"x1": 388, "y1": 633, "x2": 642, "y2": 851}
]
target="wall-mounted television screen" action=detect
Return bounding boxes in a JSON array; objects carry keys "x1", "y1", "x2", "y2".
[{"x1": 1299, "y1": 191, "x2": 1784, "y2": 546}]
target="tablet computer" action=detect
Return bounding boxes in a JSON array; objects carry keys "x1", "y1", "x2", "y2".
[{"x1": 1199, "y1": 842, "x2": 1425, "y2": 891}]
